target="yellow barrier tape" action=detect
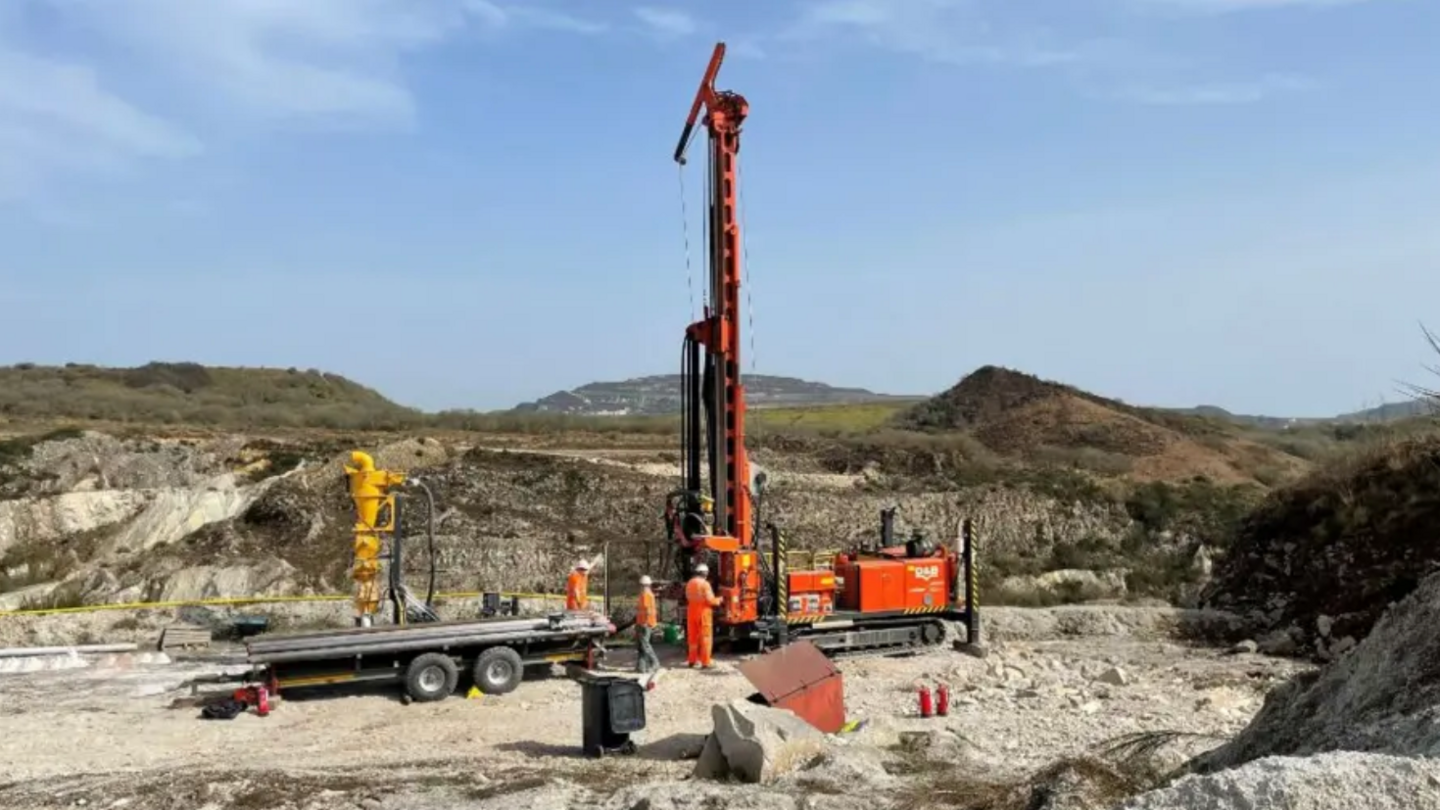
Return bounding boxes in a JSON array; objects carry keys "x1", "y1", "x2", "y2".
[{"x1": 0, "y1": 589, "x2": 640, "y2": 618}]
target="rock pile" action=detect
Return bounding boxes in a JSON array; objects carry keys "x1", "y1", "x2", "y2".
[
  {"x1": 1091, "y1": 568, "x2": 1440, "y2": 809},
  {"x1": 1194, "y1": 569, "x2": 1440, "y2": 771},
  {"x1": 1121, "y1": 752, "x2": 1440, "y2": 810},
  {"x1": 1202, "y1": 435, "x2": 1440, "y2": 657}
]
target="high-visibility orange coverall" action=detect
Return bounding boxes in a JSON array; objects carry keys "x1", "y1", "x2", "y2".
[
  {"x1": 635, "y1": 588, "x2": 660, "y2": 673},
  {"x1": 565, "y1": 570, "x2": 588, "y2": 611},
  {"x1": 684, "y1": 575, "x2": 723, "y2": 667}
]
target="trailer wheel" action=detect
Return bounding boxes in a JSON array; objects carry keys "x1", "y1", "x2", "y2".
[
  {"x1": 472, "y1": 646, "x2": 524, "y2": 695},
  {"x1": 405, "y1": 653, "x2": 459, "y2": 702}
]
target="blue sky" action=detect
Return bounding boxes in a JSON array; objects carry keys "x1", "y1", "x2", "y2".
[{"x1": 1, "y1": 0, "x2": 1438, "y2": 416}]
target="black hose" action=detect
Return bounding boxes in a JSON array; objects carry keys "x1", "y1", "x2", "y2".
[
  {"x1": 410, "y1": 479, "x2": 439, "y2": 608},
  {"x1": 680, "y1": 336, "x2": 689, "y2": 491}
]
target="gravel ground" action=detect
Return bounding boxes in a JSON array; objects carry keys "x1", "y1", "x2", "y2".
[{"x1": 0, "y1": 621, "x2": 1309, "y2": 810}]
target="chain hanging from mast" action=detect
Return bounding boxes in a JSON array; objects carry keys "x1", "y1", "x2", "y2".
[{"x1": 678, "y1": 166, "x2": 696, "y2": 324}]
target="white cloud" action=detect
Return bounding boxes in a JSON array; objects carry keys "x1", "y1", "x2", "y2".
[
  {"x1": 782, "y1": 0, "x2": 1086, "y2": 68},
  {"x1": 633, "y1": 6, "x2": 698, "y2": 38},
  {"x1": 1131, "y1": 0, "x2": 1380, "y2": 12},
  {"x1": 50, "y1": 0, "x2": 486, "y2": 125},
  {"x1": 0, "y1": 47, "x2": 201, "y2": 202},
  {"x1": 0, "y1": 0, "x2": 607, "y2": 205},
  {"x1": 729, "y1": 40, "x2": 768, "y2": 60},
  {"x1": 498, "y1": 4, "x2": 609, "y2": 35},
  {"x1": 774, "y1": 0, "x2": 1338, "y2": 105},
  {"x1": 1119, "y1": 73, "x2": 1318, "y2": 104}
]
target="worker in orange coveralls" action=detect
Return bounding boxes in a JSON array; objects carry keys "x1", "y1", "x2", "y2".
[
  {"x1": 684, "y1": 563, "x2": 723, "y2": 669},
  {"x1": 634, "y1": 575, "x2": 660, "y2": 674},
  {"x1": 565, "y1": 559, "x2": 592, "y2": 611}
]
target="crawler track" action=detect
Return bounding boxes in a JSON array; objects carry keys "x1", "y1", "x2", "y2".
[{"x1": 787, "y1": 618, "x2": 950, "y2": 660}]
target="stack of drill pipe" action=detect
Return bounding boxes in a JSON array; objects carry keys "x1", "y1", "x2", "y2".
[
  {"x1": 245, "y1": 613, "x2": 611, "y2": 664},
  {"x1": 0, "y1": 643, "x2": 138, "y2": 658}
]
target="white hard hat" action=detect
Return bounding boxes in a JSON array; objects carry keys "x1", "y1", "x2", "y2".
[
  {"x1": 694, "y1": 563, "x2": 709, "y2": 575},
  {"x1": 639, "y1": 575, "x2": 653, "y2": 586},
  {"x1": 576, "y1": 560, "x2": 591, "y2": 570}
]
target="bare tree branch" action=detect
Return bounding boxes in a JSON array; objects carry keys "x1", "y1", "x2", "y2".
[{"x1": 1396, "y1": 322, "x2": 1440, "y2": 412}]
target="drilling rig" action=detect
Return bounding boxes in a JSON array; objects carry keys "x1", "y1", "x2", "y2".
[{"x1": 663, "y1": 43, "x2": 980, "y2": 658}]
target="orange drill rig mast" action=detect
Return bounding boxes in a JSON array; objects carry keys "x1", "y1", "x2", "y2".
[
  {"x1": 668, "y1": 42, "x2": 759, "y2": 626},
  {"x1": 666, "y1": 43, "x2": 981, "y2": 659}
]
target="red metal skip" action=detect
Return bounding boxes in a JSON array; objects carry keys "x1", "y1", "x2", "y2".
[{"x1": 736, "y1": 640, "x2": 846, "y2": 733}]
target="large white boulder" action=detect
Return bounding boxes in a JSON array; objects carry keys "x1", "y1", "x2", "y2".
[{"x1": 694, "y1": 699, "x2": 827, "y2": 784}]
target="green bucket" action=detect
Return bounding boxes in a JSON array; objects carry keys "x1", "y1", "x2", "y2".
[{"x1": 662, "y1": 623, "x2": 682, "y2": 645}]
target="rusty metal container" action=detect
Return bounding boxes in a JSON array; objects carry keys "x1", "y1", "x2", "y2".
[{"x1": 737, "y1": 640, "x2": 845, "y2": 733}]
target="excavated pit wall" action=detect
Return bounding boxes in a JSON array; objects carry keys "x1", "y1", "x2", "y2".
[{"x1": 0, "y1": 433, "x2": 1145, "y2": 611}]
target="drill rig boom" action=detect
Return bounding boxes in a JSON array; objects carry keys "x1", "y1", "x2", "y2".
[
  {"x1": 670, "y1": 42, "x2": 759, "y2": 625},
  {"x1": 665, "y1": 43, "x2": 981, "y2": 658}
]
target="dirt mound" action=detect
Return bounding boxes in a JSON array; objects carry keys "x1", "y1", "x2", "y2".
[
  {"x1": 1193, "y1": 569, "x2": 1440, "y2": 772},
  {"x1": 896, "y1": 365, "x2": 1077, "y2": 432},
  {"x1": 894, "y1": 366, "x2": 1304, "y2": 485},
  {"x1": 1201, "y1": 435, "x2": 1440, "y2": 655},
  {"x1": 972, "y1": 394, "x2": 1174, "y2": 457}
]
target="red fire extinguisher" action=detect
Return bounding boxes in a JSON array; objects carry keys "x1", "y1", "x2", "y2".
[
  {"x1": 255, "y1": 685, "x2": 271, "y2": 717},
  {"x1": 936, "y1": 683, "x2": 950, "y2": 717},
  {"x1": 918, "y1": 685, "x2": 934, "y2": 718}
]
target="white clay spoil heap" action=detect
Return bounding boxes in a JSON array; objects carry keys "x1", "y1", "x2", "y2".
[{"x1": 1116, "y1": 569, "x2": 1440, "y2": 809}]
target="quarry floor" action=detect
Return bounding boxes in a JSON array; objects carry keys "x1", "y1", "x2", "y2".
[{"x1": 0, "y1": 612, "x2": 1312, "y2": 810}]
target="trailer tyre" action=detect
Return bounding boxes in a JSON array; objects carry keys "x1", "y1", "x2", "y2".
[
  {"x1": 405, "y1": 653, "x2": 459, "y2": 702},
  {"x1": 472, "y1": 646, "x2": 524, "y2": 695}
]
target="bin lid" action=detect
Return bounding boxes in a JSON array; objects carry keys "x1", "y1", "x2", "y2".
[
  {"x1": 565, "y1": 665, "x2": 658, "y2": 689},
  {"x1": 737, "y1": 640, "x2": 839, "y2": 704}
]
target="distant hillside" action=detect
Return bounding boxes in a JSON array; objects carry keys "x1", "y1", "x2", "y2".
[
  {"x1": 1165, "y1": 406, "x2": 1324, "y2": 431},
  {"x1": 1170, "y1": 400, "x2": 1432, "y2": 428},
  {"x1": 892, "y1": 365, "x2": 1308, "y2": 485},
  {"x1": 513, "y1": 374, "x2": 913, "y2": 416},
  {"x1": 0, "y1": 362, "x2": 420, "y2": 428},
  {"x1": 1334, "y1": 399, "x2": 1432, "y2": 423}
]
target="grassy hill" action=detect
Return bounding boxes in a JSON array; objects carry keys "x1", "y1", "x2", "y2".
[
  {"x1": 513, "y1": 373, "x2": 915, "y2": 416},
  {"x1": 1169, "y1": 400, "x2": 1432, "y2": 428},
  {"x1": 890, "y1": 365, "x2": 1307, "y2": 486},
  {"x1": 0, "y1": 362, "x2": 422, "y2": 429},
  {"x1": 2, "y1": 362, "x2": 1424, "y2": 489}
]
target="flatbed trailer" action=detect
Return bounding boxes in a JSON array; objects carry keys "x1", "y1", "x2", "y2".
[{"x1": 244, "y1": 611, "x2": 615, "y2": 702}]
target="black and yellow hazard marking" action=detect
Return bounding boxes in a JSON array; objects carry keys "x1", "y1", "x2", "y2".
[
  {"x1": 970, "y1": 523, "x2": 981, "y2": 612},
  {"x1": 777, "y1": 528, "x2": 788, "y2": 610},
  {"x1": 901, "y1": 605, "x2": 947, "y2": 615}
]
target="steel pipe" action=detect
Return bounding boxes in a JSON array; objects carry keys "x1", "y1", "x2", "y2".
[
  {"x1": 249, "y1": 627, "x2": 608, "y2": 664},
  {"x1": 0, "y1": 643, "x2": 139, "y2": 658},
  {"x1": 245, "y1": 617, "x2": 610, "y2": 664},
  {"x1": 246, "y1": 616, "x2": 607, "y2": 656}
]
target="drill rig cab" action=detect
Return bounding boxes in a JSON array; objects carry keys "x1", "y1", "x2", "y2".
[{"x1": 666, "y1": 43, "x2": 980, "y2": 658}]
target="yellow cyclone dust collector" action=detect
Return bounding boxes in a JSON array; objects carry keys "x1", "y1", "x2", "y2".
[{"x1": 344, "y1": 450, "x2": 406, "y2": 626}]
